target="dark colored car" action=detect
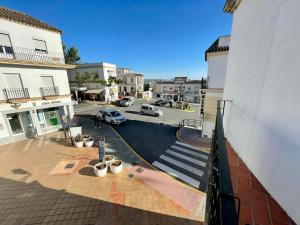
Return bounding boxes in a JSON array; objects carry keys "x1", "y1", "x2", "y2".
[{"x1": 154, "y1": 99, "x2": 168, "y2": 107}]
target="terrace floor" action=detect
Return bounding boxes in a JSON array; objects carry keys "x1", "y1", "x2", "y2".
[{"x1": 0, "y1": 127, "x2": 206, "y2": 225}]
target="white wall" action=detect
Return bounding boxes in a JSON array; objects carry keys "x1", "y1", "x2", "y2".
[
  {"x1": 0, "y1": 66, "x2": 70, "y2": 99},
  {"x1": 223, "y1": 0, "x2": 300, "y2": 223},
  {"x1": 68, "y1": 63, "x2": 116, "y2": 81},
  {"x1": 207, "y1": 54, "x2": 228, "y2": 89},
  {"x1": 0, "y1": 19, "x2": 63, "y2": 55}
]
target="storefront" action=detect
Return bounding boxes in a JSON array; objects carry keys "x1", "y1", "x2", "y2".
[{"x1": 0, "y1": 98, "x2": 74, "y2": 144}]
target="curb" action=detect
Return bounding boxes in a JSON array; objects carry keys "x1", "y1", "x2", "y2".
[{"x1": 109, "y1": 125, "x2": 205, "y2": 194}]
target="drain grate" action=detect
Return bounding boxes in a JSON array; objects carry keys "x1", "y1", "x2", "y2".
[
  {"x1": 136, "y1": 167, "x2": 144, "y2": 173},
  {"x1": 128, "y1": 174, "x2": 135, "y2": 178},
  {"x1": 131, "y1": 162, "x2": 138, "y2": 166},
  {"x1": 65, "y1": 163, "x2": 75, "y2": 169}
]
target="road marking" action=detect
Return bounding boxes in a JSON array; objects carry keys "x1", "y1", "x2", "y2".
[
  {"x1": 152, "y1": 161, "x2": 200, "y2": 188},
  {"x1": 160, "y1": 154, "x2": 204, "y2": 177},
  {"x1": 171, "y1": 145, "x2": 209, "y2": 160},
  {"x1": 166, "y1": 150, "x2": 207, "y2": 167},
  {"x1": 175, "y1": 141, "x2": 207, "y2": 152},
  {"x1": 74, "y1": 105, "x2": 100, "y2": 113}
]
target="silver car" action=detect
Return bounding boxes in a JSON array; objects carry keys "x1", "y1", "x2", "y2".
[{"x1": 140, "y1": 104, "x2": 163, "y2": 117}]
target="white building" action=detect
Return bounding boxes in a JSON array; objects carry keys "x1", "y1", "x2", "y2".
[
  {"x1": 201, "y1": 36, "x2": 230, "y2": 138},
  {"x1": 0, "y1": 7, "x2": 75, "y2": 144},
  {"x1": 116, "y1": 68, "x2": 144, "y2": 98},
  {"x1": 154, "y1": 77, "x2": 202, "y2": 103},
  {"x1": 67, "y1": 62, "x2": 118, "y2": 102},
  {"x1": 223, "y1": 0, "x2": 299, "y2": 223}
]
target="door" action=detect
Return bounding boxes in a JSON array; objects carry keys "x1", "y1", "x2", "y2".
[
  {"x1": 105, "y1": 112, "x2": 112, "y2": 123},
  {"x1": 7, "y1": 113, "x2": 24, "y2": 135},
  {"x1": 19, "y1": 111, "x2": 35, "y2": 137}
]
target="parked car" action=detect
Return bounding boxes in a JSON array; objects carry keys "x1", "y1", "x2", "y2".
[
  {"x1": 140, "y1": 104, "x2": 163, "y2": 117},
  {"x1": 102, "y1": 109, "x2": 126, "y2": 125},
  {"x1": 119, "y1": 97, "x2": 135, "y2": 107},
  {"x1": 154, "y1": 99, "x2": 168, "y2": 107}
]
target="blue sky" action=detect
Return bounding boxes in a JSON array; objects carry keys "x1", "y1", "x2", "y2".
[{"x1": 1, "y1": 0, "x2": 232, "y2": 79}]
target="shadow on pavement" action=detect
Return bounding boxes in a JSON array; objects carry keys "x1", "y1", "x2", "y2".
[{"x1": 0, "y1": 175, "x2": 203, "y2": 225}]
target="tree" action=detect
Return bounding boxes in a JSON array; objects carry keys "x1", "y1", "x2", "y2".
[
  {"x1": 107, "y1": 76, "x2": 123, "y2": 86},
  {"x1": 63, "y1": 43, "x2": 80, "y2": 64}
]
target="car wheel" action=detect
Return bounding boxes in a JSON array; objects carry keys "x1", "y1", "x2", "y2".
[
  {"x1": 111, "y1": 121, "x2": 115, "y2": 125},
  {"x1": 155, "y1": 113, "x2": 159, "y2": 117}
]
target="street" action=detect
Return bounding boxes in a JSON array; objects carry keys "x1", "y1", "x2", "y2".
[{"x1": 74, "y1": 99, "x2": 209, "y2": 191}]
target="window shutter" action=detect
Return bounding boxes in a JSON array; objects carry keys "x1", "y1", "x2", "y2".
[
  {"x1": 41, "y1": 76, "x2": 54, "y2": 87},
  {"x1": 33, "y1": 39, "x2": 47, "y2": 51},
  {"x1": 0, "y1": 33, "x2": 12, "y2": 46},
  {"x1": 5, "y1": 74, "x2": 23, "y2": 88}
]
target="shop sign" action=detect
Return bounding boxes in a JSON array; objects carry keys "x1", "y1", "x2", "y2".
[{"x1": 42, "y1": 100, "x2": 62, "y2": 106}]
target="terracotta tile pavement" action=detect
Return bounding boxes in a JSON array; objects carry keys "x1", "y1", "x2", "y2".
[
  {"x1": 226, "y1": 142, "x2": 297, "y2": 225},
  {"x1": 0, "y1": 131, "x2": 205, "y2": 225}
]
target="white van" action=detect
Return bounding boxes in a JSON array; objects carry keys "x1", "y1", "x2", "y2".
[
  {"x1": 140, "y1": 104, "x2": 163, "y2": 117},
  {"x1": 119, "y1": 96, "x2": 135, "y2": 107}
]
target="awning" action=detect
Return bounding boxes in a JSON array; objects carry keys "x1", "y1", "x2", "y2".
[{"x1": 85, "y1": 89, "x2": 104, "y2": 94}]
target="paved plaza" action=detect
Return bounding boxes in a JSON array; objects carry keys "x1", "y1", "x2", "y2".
[{"x1": 0, "y1": 116, "x2": 206, "y2": 225}]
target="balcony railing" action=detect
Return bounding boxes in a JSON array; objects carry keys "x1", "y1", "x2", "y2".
[
  {"x1": 205, "y1": 100, "x2": 240, "y2": 225},
  {"x1": 3, "y1": 88, "x2": 30, "y2": 100},
  {"x1": 0, "y1": 46, "x2": 65, "y2": 64},
  {"x1": 40, "y1": 86, "x2": 60, "y2": 97},
  {"x1": 178, "y1": 119, "x2": 202, "y2": 128}
]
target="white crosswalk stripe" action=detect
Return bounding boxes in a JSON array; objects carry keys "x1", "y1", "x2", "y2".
[
  {"x1": 159, "y1": 154, "x2": 204, "y2": 177},
  {"x1": 175, "y1": 141, "x2": 206, "y2": 152},
  {"x1": 171, "y1": 145, "x2": 209, "y2": 160},
  {"x1": 166, "y1": 150, "x2": 207, "y2": 167},
  {"x1": 152, "y1": 161, "x2": 200, "y2": 188},
  {"x1": 152, "y1": 140, "x2": 210, "y2": 190}
]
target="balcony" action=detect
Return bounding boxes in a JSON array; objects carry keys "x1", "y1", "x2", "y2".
[
  {"x1": 3, "y1": 88, "x2": 30, "y2": 102},
  {"x1": 40, "y1": 86, "x2": 60, "y2": 100},
  {"x1": 0, "y1": 46, "x2": 65, "y2": 65}
]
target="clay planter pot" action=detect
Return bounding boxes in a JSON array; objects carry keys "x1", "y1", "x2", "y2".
[
  {"x1": 94, "y1": 162, "x2": 107, "y2": 177},
  {"x1": 84, "y1": 138, "x2": 94, "y2": 147},
  {"x1": 110, "y1": 160, "x2": 123, "y2": 174},
  {"x1": 104, "y1": 155, "x2": 115, "y2": 166}
]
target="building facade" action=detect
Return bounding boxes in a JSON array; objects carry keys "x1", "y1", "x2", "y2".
[
  {"x1": 116, "y1": 68, "x2": 144, "y2": 98},
  {"x1": 0, "y1": 7, "x2": 75, "y2": 144},
  {"x1": 154, "y1": 77, "x2": 202, "y2": 103},
  {"x1": 201, "y1": 36, "x2": 230, "y2": 138},
  {"x1": 67, "y1": 62, "x2": 118, "y2": 102},
  {"x1": 222, "y1": 0, "x2": 300, "y2": 223}
]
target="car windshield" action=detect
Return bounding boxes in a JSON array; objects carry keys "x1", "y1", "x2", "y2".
[{"x1": 110, "y1": 111, "x2": 121, "y2": 117}]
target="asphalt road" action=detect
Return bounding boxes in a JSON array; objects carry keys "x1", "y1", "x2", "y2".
[
  {"x1": 74, "y1": 99, "x2": 200, "y2": 162},
  {"x1": 74, "y1": 100, "x2": 209, "y2": 191}
]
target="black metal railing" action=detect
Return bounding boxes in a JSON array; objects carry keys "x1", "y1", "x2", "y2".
[
  {"x1": 178, "y1": 119, "x2": 202, "y2": 128},
  {"x1": 0, "y1": 46, "x2": 65, "y2": 64},
  {"x1": 3, "y1": 88, "x2": 30, "y2": 100},
  {"x1": 205, "y1": 100, "x2": 240, "y2": 225},
  {"x1": 40, "y1": 86, "x2": 60, "y2": 97}
]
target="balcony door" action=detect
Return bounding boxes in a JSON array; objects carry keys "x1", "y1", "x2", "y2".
[
  {"x1": 0, "y1": 33, "x2": 14, "y2": 59},
  {"x1": 41, "y1": 76, "x2": 55, "y2": 96},
  {"x1": 4, "y1": 74, "x2": 23, "y2": 89}
]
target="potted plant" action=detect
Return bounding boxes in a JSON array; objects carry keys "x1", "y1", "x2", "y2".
[
  {"x1": 74, "y1": 134, "x2": 84, "y2": 148},
  {"x1": 110, "y1": 160, "x2": 123, "y2": 174},
  {"x1": 84, "y1": 137, "x2": 94, "y2": 147},
  {"x1": 104, "y1": 155, "x2": 115, "y2": 166},
  {"x1": 94, "y1": 162, "x2": 107, "y2": 177},
  {"x1": 82, "y1": 134, "x2": 90, "y2": 141}
]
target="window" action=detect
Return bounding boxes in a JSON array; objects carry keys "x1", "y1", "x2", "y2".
[
  {"x1": 37, "y1": 107, "x2": 62, "y2": 128},
  {"x1": 4, "y1": 74, "x2": 23, "y2": 89},
  {"x1": 141, "y1": 106, "x2": 148, "y2": 110},
  {"x1": 41, "y1": 76, "x2": 54, "y2": 88},
  {"x1": 0, "y1": 33, "x2": 13, "y2": 54},
  {"x1": 131, "y1": 78, "x2": 134, "y2": 83},
  {"x1": 33, "y1": 39, "x2": 47, "y2": 53}
]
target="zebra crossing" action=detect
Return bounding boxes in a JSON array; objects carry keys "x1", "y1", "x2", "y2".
[{"x1": 152, "y1": 141, "x2": 210, "y2": 191}]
